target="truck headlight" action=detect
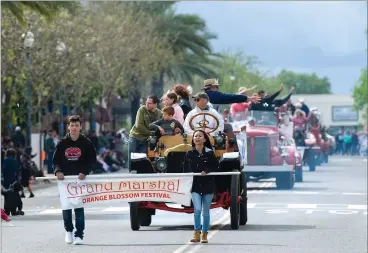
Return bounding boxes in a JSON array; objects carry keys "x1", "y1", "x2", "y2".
[{"x1": 156, "y1": 157, "x2": 167, "y2": 172}]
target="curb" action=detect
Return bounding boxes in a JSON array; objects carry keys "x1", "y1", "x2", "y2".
[{"x1": 31, "y1": 181, "x2": 56, "y2": 191}]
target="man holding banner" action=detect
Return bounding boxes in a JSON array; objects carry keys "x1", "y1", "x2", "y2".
[{"x1": 53, "y1": 115, "x2": 97, "y2": 245}]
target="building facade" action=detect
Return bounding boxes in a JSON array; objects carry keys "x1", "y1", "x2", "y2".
[{"x1": 290, "y1": 94, "x2": 364, "y2": 133}]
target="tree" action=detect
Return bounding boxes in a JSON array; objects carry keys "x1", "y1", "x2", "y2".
[
  {"x1": 352, "y1": 68, "x2": 367, "y2": 120},
  {"x1": 1, "y1": 2, "x2": 173, "y2": 133},
  {"x1": 83, "y1": 2, "x2": 173, "y2": 128},
  {"x1": 187, "y1": 50, "x2": 282, "y2": 95},
  {"x1": 1, "y1": 1, "x2": 78, "y2": 26},
  {"x1": 277, "y1": 69, "x2": 331, "y2": 94},
  {"x1": 208, "y1": 51, "x2": 264, "y2": 93},
  {"x1": 145, "y1": 4, "x2": 219, "y2": 96}
]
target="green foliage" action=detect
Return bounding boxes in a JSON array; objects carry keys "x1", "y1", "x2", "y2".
[
  {"x1": 277, "y1": 69, "x2": 331, "y2": 94},
  {"x1": 2, "y1": 1, "x2": 346, "y2": 134},
  {"x1": 1, "y1": 1, "x2": 79, "y2": 26},
  {"x1": 1, "y1": 3, "x2": 173, "y2": 133},
  {"x1": 145, "y1": 3, "x2": 219, "y2": 92},
  {"x1": 353, "y1": 67, "x2": 368, "y2": 119}
]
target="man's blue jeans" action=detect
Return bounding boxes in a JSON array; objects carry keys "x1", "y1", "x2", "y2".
[
  {"x1": 62, "y1": 208, "x2": 85, "y2": 239},
  {"x1": 128, "y1": 137, "x2": 148, "y2": 169},
  {"x1": 191, "y1": 192, "x2": 214, "y2": 232},
  {"x1": 47, "y1": 152, "x2": 54, "y2": 174}
]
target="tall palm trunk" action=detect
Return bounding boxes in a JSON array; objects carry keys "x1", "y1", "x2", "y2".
[
  {"x1": 130, "y1": 78, "x2": 141, "y2": 126},
  {"x1": 159, "y1": 69, "x2": 165, "y2": 93},
  {"x1": 150, "y1": 70, "x2": 165, "y2": 97}
]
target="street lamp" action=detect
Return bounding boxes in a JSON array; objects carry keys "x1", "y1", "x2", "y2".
[
  {"x1": 56, "y1": 40, "x2": 66, "y2": 56},
  {"x1": 56, "y1": 40, "x2": 67, "y2": 136},
  {"x1": 229, "y1": 70, "x2": 236, "y2": 81},
  {"x1": 22, "y1": 30, "x2": 35, "y2": 147}
]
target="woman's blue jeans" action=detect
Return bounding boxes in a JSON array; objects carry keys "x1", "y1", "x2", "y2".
[
  {"x1": 191, "y1": 192, "x2": 214, "y2": 232},
  {"x1": 128, "y1": 137, "x2": 148, "y2": 170}
]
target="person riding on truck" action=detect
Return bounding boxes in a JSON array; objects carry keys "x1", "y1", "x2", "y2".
[
  {"x1": 250, "y1": 84, "x2": 284, "y2": 111},
  {"x1": 273, "y1": 86, "x2": 295, "y2": 107},
  {"x1": 203, "y1": 78, "x2": 261, "y2": 111}
]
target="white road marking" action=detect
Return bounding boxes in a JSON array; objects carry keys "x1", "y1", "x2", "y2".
[
  {"x1": 248, "y1": 203, "x2": 256, "y2": 208},
  {"x1": 292, "y1": 191, "x2": 319, "y2": 195},
  {"x1": 1, "y1": 222, "x2": 15, "y2": 227},
  {"x1": 305, "y1": 209, "x2": 324, "y2": 214},
  {"x1": 265, "y1": 209, "x2": 289, "y2": 214},
  {"x1": 248, "y1": 191, "x2": 366, "y2": 196},
  {"x1": 38, "y1": 209, "x2": 62, "y2": 214},
  {"x1": 347, "y1": 205, "x2": 367, "y2": 210},
  {"x1": 22, "y1": 204, "x2": 368, "y2": 216},
  {"x1": 333, "y1": 158, "x2": 353, "y2": 162},
  {"x1": 329, "y1": 210, "x2": 359, "y2": 215},
  {"x1": 102, "y1": 207, "x2": 130, "y2": 212},
  {"x1": 172, "y1": 212, "x2": 230, "y2": 253},
  {"x1": 248, "y1": 190, "x2": 269, "y2": 194},
  {"x1": 342, "y1": 193, "x2": 365, "y2": 195},
  {"x1": 287, "y1": 204, "x2": 317, "y2": 209}
]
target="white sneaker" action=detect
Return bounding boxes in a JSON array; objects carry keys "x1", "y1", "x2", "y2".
[
  {"x1": 73, "y1": 237, "x2": 83, "y2": 245},
  {"x1": 65, "y1": 232, "x2": 73, "y2": 244}
]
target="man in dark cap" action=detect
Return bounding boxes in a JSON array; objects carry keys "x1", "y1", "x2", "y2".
[{"x1": 183, "y1": 92, "x2": 224, "y2": 136}]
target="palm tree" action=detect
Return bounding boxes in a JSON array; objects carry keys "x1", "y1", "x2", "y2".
[
  {"x1": 149, "y1": 4, "x2": 220, "y2": 95},
  {"x1": 1, "y1": 1, "x2": 79, "y2": 26}
]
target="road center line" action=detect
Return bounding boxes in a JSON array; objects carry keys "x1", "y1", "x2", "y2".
[
  {"x1": 287, "y1": 204, "x2": 317, "y2": 209},
  {"x1": 342, "y1": 193, "x2": 365, "y2": 195},
  {"x1": 172, "y1": 212, "x2": 230, "y2": 253},
  {"x1": 293, "y1": 191, "x2": 319, "y2": 195},
  {"x1": 347, "y1": 205, "x2": 367, "y2": 210},
  {"x1": 186, "y1": 213, "x2": 230, "y2": 253}
]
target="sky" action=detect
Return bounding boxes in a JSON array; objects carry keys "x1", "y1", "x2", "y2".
[{"x1": 175, "y1": 1, "x2": 367, "y2": 94}]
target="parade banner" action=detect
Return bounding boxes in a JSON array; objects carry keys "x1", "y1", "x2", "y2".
[
  {"x1": 236, "y1": 131, "x2": 248, "y2": 166},
  {"x1": 57, "y1": 175, "x2": 194, "y2": 210}
]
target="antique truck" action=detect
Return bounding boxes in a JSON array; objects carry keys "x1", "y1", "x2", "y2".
[
  {"x1": 129, "y1": 112, "x2": 248, "y2": 231},
  {"x1": 225, "y1": 108, "x2": 300, "y2": 188}
]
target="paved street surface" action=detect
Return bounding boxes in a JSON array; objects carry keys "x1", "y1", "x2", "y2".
[{"x1": 1, "y1": 156, "x2": 367, "y2": 253}]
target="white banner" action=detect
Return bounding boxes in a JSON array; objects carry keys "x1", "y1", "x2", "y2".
[
  {"x1": 236, "y1": 131, "x2": 247, "y2": 166},
  {"x1": 57, "y1": 175, "x2": 194, "y2": 210}
]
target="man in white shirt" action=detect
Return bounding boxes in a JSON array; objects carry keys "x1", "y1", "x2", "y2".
[
  {"x1": 183, "y1": 92, "x2": 224, "y2": 136},
  {"x1": 278, "y1": 112, "x2": 294, "y2": 142}
]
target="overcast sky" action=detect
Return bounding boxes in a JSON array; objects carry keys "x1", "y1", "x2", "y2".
[{"x1": 176, "y1": 1, "x2": 367, "y2": 94}]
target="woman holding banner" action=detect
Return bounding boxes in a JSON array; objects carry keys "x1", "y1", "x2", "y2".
[{"x1": 183, "y1": 130, "x2": 219, "y2": 243}]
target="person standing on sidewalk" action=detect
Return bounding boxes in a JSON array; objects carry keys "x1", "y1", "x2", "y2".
[
  {"x1": 53, "y1": 115, "x2": 97, "y2": 245},
  {"x1": 45, "y1": 129, "x2": 56, "y2": 174}
]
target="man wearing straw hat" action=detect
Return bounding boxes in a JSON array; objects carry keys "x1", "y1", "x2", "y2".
[
  {"x1": 230, "y1": 86, "x2": 257, "y2": 120},
  {"x1": 203, "y1": 78, "x2": 261, "y2": 111}
]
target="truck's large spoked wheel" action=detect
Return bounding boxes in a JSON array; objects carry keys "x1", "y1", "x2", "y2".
[
  {"x1": 308, "y1": 149, "x2": 316, "y2": 172},
  {"x1": 139, "y1": 209, "x2": 152, "y2": 226},
  {"x1": 239, "y1": 171, "x2": 248, "y2": 225},
  {"x1": 276, "y1": 172, "x2": 295, "y2": 189},
  {"x1": 129, "y1": 202, "x2": 140, "y2": 231},
  {"x1": 295, "y1": 166, "x2": 303, "y2": 182},
  {"x1": 230, "y1": 169, "x2": 240, "y2": 229}
]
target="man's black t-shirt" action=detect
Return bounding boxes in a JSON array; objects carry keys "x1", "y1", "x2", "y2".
[{"x1": 53, "y1": 133, "x2": 97, "y2": 176}]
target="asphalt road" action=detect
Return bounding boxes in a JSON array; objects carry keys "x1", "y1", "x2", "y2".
[{"x1": 1, "y1": 156, "x2": 367, "y2": 253}]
